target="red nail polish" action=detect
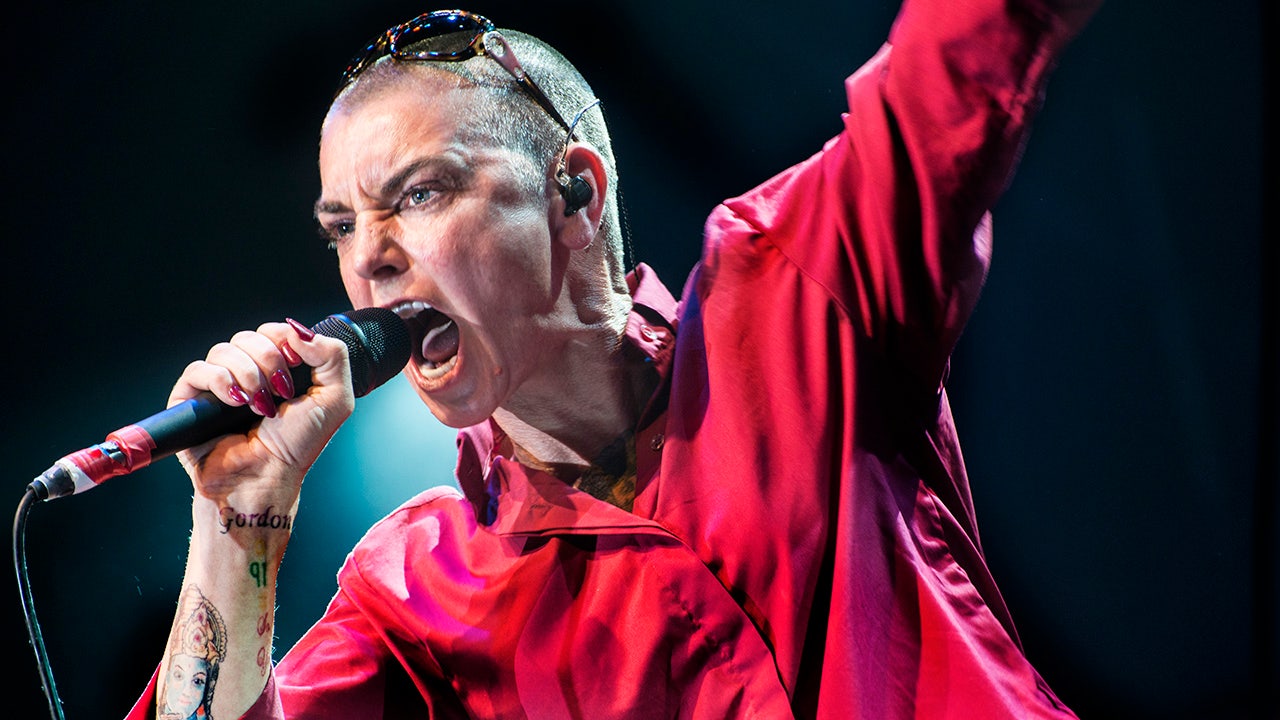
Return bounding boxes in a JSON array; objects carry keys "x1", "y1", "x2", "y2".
[
  {"x1": 279, "y1": 341, "x2": 303, "y2": 367},
  {"x1": 228, "y1": 384, "x2": 250, "y2": 405},
  {"x1": 286, "y1": 318, "x2": 316, "y2": 342},
  {"x1": 270, "y1": 369, "x2": 295, "y2": 399},
  {"x1": 251, "y1": 388, "x2": 277, "y2": 418}
]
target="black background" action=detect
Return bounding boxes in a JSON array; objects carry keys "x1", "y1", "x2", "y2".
[{"x1": 2, "y1": 2, "x2": 1275, "y2": 719}]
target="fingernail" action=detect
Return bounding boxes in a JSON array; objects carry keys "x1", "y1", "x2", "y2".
[
  {"x1": 270, "y1": 369, "x2": 295, "y2": 399},
  {"x1": 251, "y1": 388, "x2": 277, "y2": 418},
  {"x1": 279, "y1": 341, "x2": 303, "y2": 367},
  {"x1": 286, "y1": 318, "x2": 316, "y2": 342},
  {"x1": 228, "y1": 384, "x2": 251, "y2": 405}
]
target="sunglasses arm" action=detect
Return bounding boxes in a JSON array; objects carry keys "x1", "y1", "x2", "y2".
[{"x1": 482, "y1": 30, "x2": 574, "y2": 133}]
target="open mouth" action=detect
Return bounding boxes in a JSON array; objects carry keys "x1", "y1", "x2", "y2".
[{"x1": 391, "y1": 300, "x2": 460, "y2": 377}]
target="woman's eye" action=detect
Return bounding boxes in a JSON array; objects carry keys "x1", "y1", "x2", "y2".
[
  {"x1": 319, "y1": 221, "x2": 354, "y2": 250},
  {"x1": 405, "y1": 187, "x2": 435, "y2": 207}
]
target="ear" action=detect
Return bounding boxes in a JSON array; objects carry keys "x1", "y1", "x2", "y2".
[{"x1": 552, "y1": 143, "x2": 608, "y2": 251}]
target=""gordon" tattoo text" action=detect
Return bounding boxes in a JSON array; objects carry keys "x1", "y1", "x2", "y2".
[{"x1": 219, "y1": 506, "x2": 294, "y2": 534}]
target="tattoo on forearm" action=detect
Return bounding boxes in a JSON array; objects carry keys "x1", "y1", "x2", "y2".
[
  {"x1": 219, "y1": 505, "x2": 294, "y2": 534},
  {"x1": 247, "y1": 536, "x2": 274, "y2": 592},
  {"x1": 248, "y1": 559, "x2": 270, "y2": 588},
  {"x1": 253, "y1": 540, "x2": 274, "y2": 677},
  {"x1": 159, "y1": 586, "x2": 227, "y2": 720}
]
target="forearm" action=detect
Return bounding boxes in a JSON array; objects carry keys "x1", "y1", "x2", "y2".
[
  {"x1": 710, "y1": 0, "x2": 1102, "y2": 399},
  {"x1": 836, "y1": 0, "x2": 1101, "y2": 373},
  {"x1": 156, "y1": 491, "x2": 295, "y2": 720},
  {"x1": 881, "y1": 0, "x2": 1103, "y2": 206},
  {"x1": 130, "y1": 320, "x2": 355, "y2": 719}
]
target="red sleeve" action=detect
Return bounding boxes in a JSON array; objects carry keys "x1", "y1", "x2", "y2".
[
  {"x1": 268, "y1": 582, "x2": 406, "y2": 718},
  {"x1": 266, "y1": 555, "x2": 464, "y2": 719},
  {"x1": 718, "y1": 0, "x2": 1100, "y2": 392}
]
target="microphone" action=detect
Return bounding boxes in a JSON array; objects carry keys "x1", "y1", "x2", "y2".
[{"x1": 27, "y1": 308, "x2": 411, "y2": 502}]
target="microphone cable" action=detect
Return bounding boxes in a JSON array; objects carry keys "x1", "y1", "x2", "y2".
[{"x1": 14, "y1": 485, "x2": 66, "y2": 720}]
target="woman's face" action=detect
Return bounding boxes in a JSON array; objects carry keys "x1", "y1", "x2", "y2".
[
  {"x1": 319, "y1": 75, "x2": 587, "y2": 429},
  {"x1": 164, "y1": 653, "x2": 209, "y2": 718}
]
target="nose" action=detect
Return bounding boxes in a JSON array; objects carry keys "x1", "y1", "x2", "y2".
[{"x1": 347, "y1": 215, "x2": 408, "y2": 282}]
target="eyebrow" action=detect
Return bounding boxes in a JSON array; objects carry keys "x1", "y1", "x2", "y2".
[{"x1": 312, "y1": 155, "x2": 462, "y2": 218}]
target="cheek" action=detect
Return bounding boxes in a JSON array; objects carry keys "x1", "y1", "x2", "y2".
[
  {"x1": 338, "y1": 263, "x2": 372, "y2": 308},
  {"x1": 473, "y1": 220, "x2": 553, "y2": 285},
  {"x1": 428, "y1": 226, "x2": 534, "y2": 299}
]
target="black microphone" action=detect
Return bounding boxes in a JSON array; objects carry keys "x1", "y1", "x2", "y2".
[{"x1": 28, "y1": 308, "x2": 411, "y2": 501}]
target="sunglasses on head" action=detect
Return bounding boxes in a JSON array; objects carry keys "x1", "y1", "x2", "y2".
[{"x1": 338, "y1": 10, "x2": 573, "y2": 133}]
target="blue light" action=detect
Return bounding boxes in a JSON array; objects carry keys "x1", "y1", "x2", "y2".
[{"x1": 305, "y1": 373, "x2": 459, "y2": 533}]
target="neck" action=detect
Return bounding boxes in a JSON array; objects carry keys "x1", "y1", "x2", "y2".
[
  {"x1": 494, "y1": 332, "x2": 655, "y2": 476},
  {"x1": 495, "y1": 239, "x2": 653, "y2": 474}
]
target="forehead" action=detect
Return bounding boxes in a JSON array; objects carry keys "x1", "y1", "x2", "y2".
[
  {"x1": 172, "y1": 654, "x2": 209, "y2": 672},
  {"x1": 319, "y1": 73, "x2": 486, "y2": 184},
  {"x1": 316, "y1": 71, "x2": 535, "y2": 211},
  {"x1": 324, "y1": 70, "x2": 470, "y2": 145}
]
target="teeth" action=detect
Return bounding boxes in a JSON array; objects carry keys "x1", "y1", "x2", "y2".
[
  {"x1": 390, "y1": 300, "x2": 433, "y2": 319},
  {"x1": 386, "y1": 300, "x2": 458, "y2": 379},
  {"x1": 423, "y1": 354, "x2": 458, "y2": 377}
]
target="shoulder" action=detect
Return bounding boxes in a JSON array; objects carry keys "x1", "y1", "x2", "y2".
[{"x1": 344, "y1": 486, "x2": 478, "y2": 573}]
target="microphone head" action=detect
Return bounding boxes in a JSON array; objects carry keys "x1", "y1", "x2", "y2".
[{"x1": 312, "y1": 308, "x2": 411, "y2": 397}]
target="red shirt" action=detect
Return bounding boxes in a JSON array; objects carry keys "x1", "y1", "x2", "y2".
[{"x1": 129, "y1": 0, "x2": 1096, "y2": 717}]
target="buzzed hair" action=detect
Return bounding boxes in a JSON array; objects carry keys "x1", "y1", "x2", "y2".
[{"x1": 331, "y1": 28, "x2": 626, "y2": 281}]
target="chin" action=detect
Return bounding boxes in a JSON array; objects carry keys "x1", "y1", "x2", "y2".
[{"x1": 413, "y1": 384, "x2": 500, "y2": 430}]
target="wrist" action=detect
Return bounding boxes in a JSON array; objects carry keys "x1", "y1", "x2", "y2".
[{"x1": 191, "y1": 493, "x2": 297, "y2": 563}]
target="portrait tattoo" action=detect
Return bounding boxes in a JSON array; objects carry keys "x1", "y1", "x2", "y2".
[{"x1": 159, "y1": 586, "x2": 228, "y2": 720}]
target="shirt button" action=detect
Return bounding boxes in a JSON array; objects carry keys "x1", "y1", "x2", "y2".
[{"x1": 649, "y1": 433, "x2": 665, "y2": 451}]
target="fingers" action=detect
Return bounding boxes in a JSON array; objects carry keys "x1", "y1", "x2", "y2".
[
  {"x1": 167, "y1": 319, "x2": 350, "y2": 418},
  {"x1": 264, "y1": 319, "x2": 354, "y2": 402},
  {"x1": 231, "y1": 330, "x2": 296, "y2": 417},
  {"x1": 169, "y1": 338, "x2": 283, "y2": 417}
]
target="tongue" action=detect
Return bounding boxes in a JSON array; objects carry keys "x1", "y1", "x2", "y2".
[{"x1": 421, "y1": 319, "x2": 459, "y2": 365}]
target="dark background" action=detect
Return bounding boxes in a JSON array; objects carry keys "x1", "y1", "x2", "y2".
[{"x1": 2, "y1": 2, "x2": 1274, "y2": 719}]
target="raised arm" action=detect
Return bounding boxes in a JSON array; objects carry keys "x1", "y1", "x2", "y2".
[{"x1": 717, "y1": 0, "x2": 1102, "y2": 392}]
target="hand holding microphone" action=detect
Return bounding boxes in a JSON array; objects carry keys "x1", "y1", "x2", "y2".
[{"x1": 29, "y1": 308, "x2": 410, "y2": 501}]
